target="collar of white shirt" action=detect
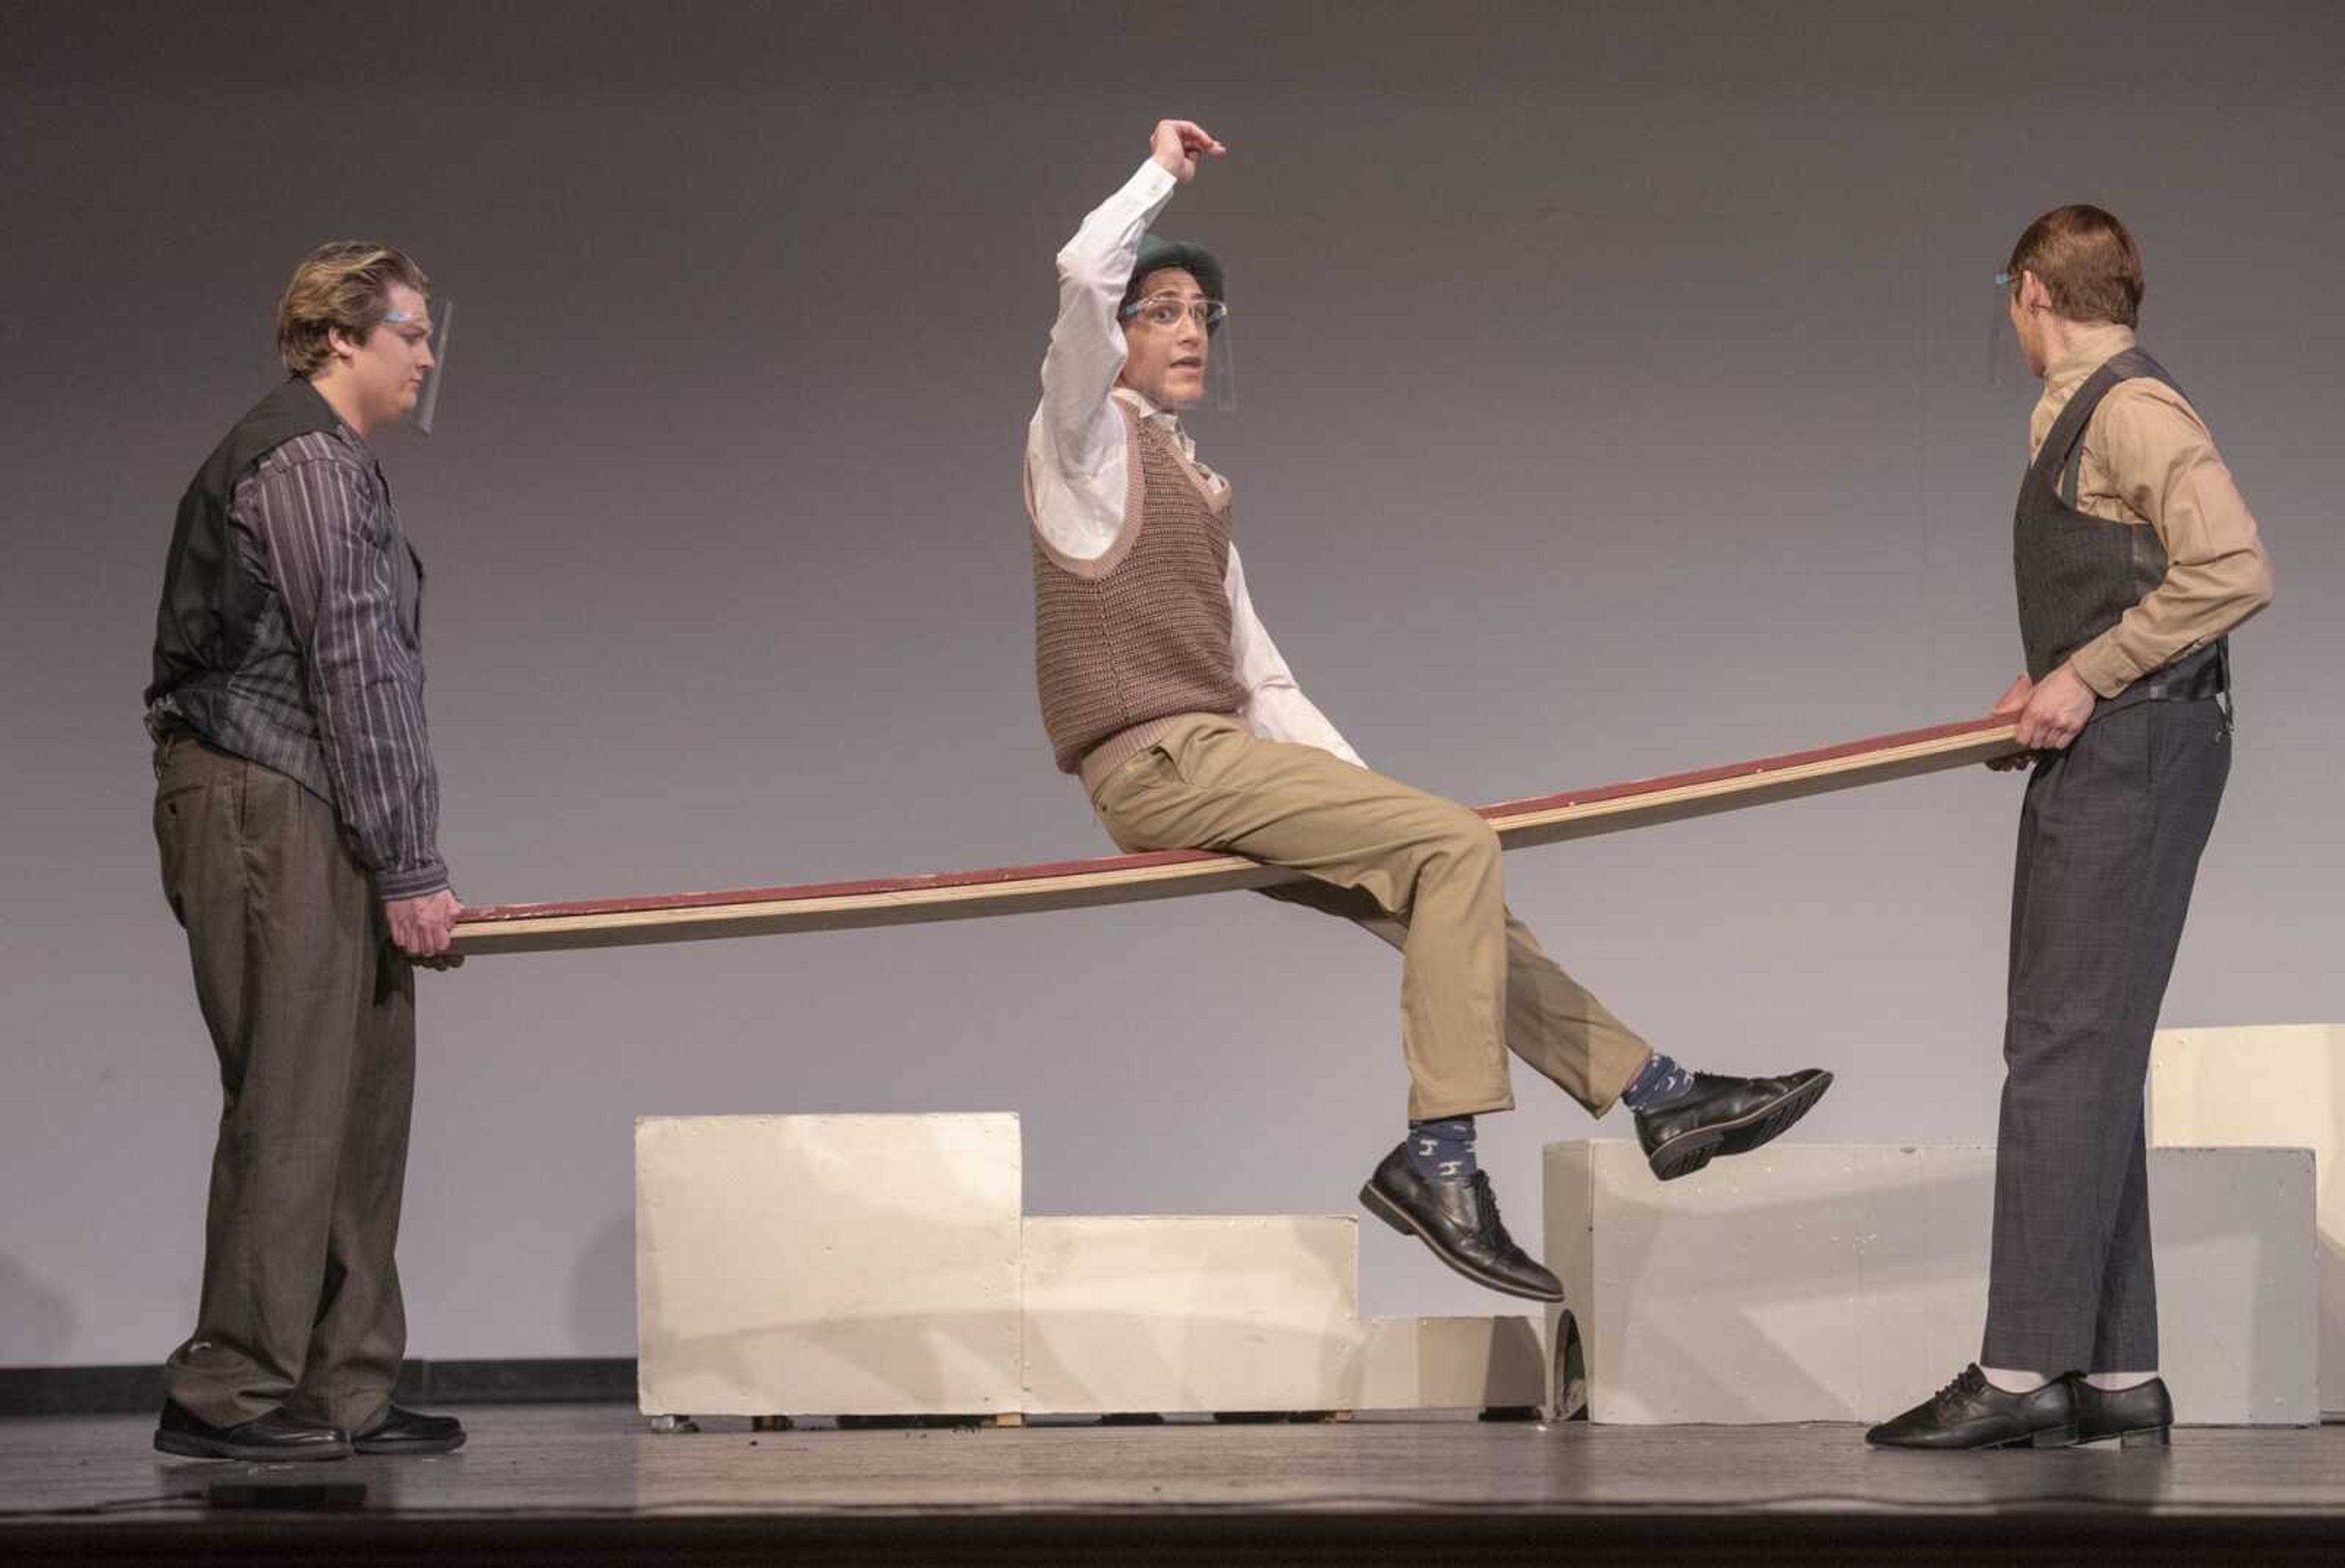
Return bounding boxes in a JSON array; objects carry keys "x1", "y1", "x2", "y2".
[{"x1": 1111, "y1": 385, "x2": 1227, "y2": 496}]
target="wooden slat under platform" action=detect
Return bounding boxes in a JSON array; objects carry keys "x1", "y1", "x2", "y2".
[{"x1": 453, "y1": 715, "x2": 2023, "y2": 956}]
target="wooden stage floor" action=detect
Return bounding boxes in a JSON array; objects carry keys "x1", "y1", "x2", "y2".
[{"x1": 5, "y1": 1404, "x2": 2342, "y2": 1564}]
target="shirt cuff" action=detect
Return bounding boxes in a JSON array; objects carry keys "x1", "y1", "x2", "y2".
[
  {"x1": 2067, "y1": 637, "x2": 2138, "y2": 700},
  {"x1": 1127, "y1": 157, "x2": 1179, "y2": 207},
  {"x1": 375, "y1": 858, "x2": 452, "y2": 903}
]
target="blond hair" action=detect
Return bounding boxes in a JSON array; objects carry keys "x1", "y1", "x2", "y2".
[{"x1": 276, "y1": 242, "x2": 430, "y2": 376}]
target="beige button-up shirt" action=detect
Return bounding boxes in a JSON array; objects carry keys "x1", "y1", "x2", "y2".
[{"x1": 2027, "y1": 324, "x2": 2275, "y2": 697}]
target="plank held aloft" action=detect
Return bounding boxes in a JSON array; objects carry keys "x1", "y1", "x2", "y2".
[{"x1": 452, "y1": 716, "x2": 2023, "y2": 956}]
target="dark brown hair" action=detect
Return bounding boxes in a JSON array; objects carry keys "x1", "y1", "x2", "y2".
[
  {"x1": 276, "y1": 242, "x2": 430, "y2": 376},
  {"x1": 2004, "y1": 205, "x2": 2143, "y2": 328}
]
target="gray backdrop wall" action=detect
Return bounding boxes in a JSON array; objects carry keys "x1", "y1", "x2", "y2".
[{"x1": 4, "y1": 0, "x2": 2338, "y2": 1367}]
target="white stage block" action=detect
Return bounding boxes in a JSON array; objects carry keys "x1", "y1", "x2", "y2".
[
  {"x1": 2151, "y1": 1024, "x2": 2344, "y2": 1417},
  {"x1": 1346, "y1": 1316, "x2": 1547, "y2": 1412},
  {"x1": 1020, "y1": 1215, "x2": 1359, "y2": 1414},
  {"x1": 2157, "y1": 1142, "x2": 2324, "y2": 1426},
  {"x1": 1543, "y1": 1141, "x2": 2318, "y2": 1426},
  {"x1": 636, "y1": 1113, "x2": 1022, "y2": 1417}
]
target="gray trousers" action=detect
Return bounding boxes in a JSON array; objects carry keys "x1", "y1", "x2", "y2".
[
  {"x1": 1982, "y1": 697, "x2": 2230, "y2": 1374},
  {"x1": 153, "y1": 735, "x2": 416, "y2": 1434}
]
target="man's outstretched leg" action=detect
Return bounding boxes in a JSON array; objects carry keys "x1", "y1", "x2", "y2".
[
  {"x1": 1096, "y1": 716, "x2": 1832, "y2": 1299},
  {"x1": 1268, "y1": 889, "x2": 1834, "y2": 1183},
  {"x1": 1497, "y1": 915, "x2": 1833, "y2": 1181}
]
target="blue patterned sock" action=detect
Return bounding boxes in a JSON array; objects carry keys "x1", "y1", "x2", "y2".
[
  {"x1": 1406, "y1": 1116, "x2": 1478, "y2": 1181},
  {"x1": 1621, "y1": 1051, "x2": 1697, "y2": 1111}
]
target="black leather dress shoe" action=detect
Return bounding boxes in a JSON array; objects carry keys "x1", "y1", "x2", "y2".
[
  {"x1": 352, "y1": 1404, "x2": 467, "y2": 1454},
  {"x1": 1359, "y1": 1144, "x2": 1564, "y2": 1302},
  {"x1": 2070, "y1": 1375, "x2": 2173, "y2": 1448},
  {"x1": 1634, "y1": 1068, "x2": 1833, "y2": 1181},
  {"x1": 154, "y1": 1400, "x2": 351, "y2": 1462},
  {"x1": 1866, "y1": 1365, "x2": 2078, "y2": 1450}
]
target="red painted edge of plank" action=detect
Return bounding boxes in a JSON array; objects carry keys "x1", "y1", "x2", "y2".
[
  {"x1": 1472, "y1": 713, "x2": 2011, "y2": 818},
  {"x1": 459, "y1": 714, "x2": 2015, "y2": 927}
]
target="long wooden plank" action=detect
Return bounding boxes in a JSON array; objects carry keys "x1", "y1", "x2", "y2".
[{"x1": 452, "y1": 715, "x2": 2022, "y2": 956}]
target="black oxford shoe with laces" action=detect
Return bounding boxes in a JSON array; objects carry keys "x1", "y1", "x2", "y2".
[
  {"x1": 1359, "y1": 1144, "x2": 1564, "y2": 1302},
  {"x1": 1634, "y1": 1068, "x2": 1834, "y2": 1181},
  {"x1": 1866, "y1": 1365, "x2": 2078, "y2": 1450}
]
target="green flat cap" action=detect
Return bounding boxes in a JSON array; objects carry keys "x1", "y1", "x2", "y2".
[{"x1": 1129, "y1": 233, "x2": 1225, "y2": 314}]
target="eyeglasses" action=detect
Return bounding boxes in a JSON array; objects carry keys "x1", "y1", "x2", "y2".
[
  {"x1": 1993, "y1": 271, "x2": 2015, "y2": 289},
  {"x1": 1121, "y1": 294, "x2": 1229, "y2": 330}
]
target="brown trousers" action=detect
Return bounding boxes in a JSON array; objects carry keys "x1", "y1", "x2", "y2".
[
  {"x1": 152, "y1": 735, "x2": 415, "y2": 1434},
  {"x1": 1089, "y1": 714, "x2": 1651, "y2": 1120}
]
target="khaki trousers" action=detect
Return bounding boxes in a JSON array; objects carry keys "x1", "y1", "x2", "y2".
[
  {"x1": 153, "y1": 734, "x2": 416, "y2": 1435},
  {"x1": 1088, "y1": 714, "x2": 1650, "y2": 1120}
]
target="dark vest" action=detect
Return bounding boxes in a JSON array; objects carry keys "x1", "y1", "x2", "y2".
[
  {"x1": 145, "y1": 378, "x2": 343, "y2": 710},
  {"x1": 2013, "y1": 346, "x2": 2225, "y2": 702}
]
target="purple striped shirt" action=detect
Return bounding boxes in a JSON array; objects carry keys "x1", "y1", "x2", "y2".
[{"x1": 219, "y1": 425, "x2": 447, "y2": 899}]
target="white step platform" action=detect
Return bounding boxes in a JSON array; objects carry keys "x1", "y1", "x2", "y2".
[
  {"x1": 634, "y1": 1113, "x2": 1542, "y2": 1420},
  {"x1": 635, "y1": 1113, "x2": 1025, "y2": 1419},
  {"x1": 1347, "y1": 1314, "x2": 1547, "y2": 1413},
  {"x1": 1021, "y1": 1216, "x2": 1546, "y2": 1414},
  {"x1": 2151, "y1": 1023, "x2": 2345, "y2": 1418},
  {"x1": 1022, "y1": 1215, "x2": 1360, "y2": 1414},
  {"x1": 1542, "y1": 1140, "x2": 2318, "y2": 1426}
]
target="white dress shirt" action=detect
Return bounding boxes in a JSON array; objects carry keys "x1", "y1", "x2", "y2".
[{"x1": 1024, "y1": 158, "x2": 1363, "y2": 766}]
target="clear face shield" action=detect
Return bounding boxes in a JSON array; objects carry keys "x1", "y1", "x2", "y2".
[
  {"x1": 387, "y1": 299, "x2": 456, "y2": 435},
  {"x1": 1985, "y1": 270, "x2": 2026, "y2": 390},
  {"x1": 1198, "y1": 314, "x2": 1235, "y2": 413},
  {"x1": 1120, "y1": 291, "x2": 1237, "y2": 414}
]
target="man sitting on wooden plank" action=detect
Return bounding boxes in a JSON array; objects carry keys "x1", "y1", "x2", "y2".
[{"x1": 1022, "y1": 118, "x2": 1832, "y2": 1302}]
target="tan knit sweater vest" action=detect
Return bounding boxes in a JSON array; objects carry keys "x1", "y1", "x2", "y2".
[{"x1": 1033, "y1": 402, "x2": 1248, "y2": 775}]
